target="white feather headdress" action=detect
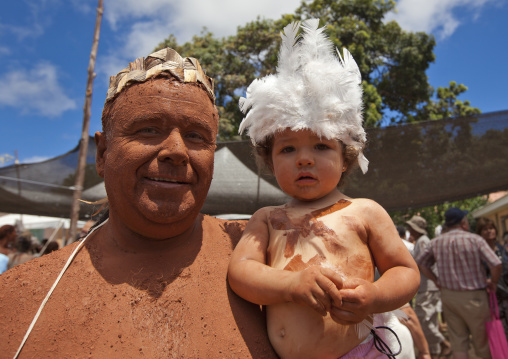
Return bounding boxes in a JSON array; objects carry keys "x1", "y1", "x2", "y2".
[{"x1": 238, "y1": 19, "x2": 369, "y2": 173}]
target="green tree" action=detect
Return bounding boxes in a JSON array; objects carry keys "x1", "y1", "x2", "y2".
[
  {"x1": 410, "y1": 81, "x2": 482, "y2": 122},
  {"x1": 391, "y1": 196, "x2": 489, "y2": 238},
  {"x1": 154, "y1": 0, "x2": 489, "y2": 218},
  {"x1": 156, "y1": 0, "x2": 449, "y2": 138}
]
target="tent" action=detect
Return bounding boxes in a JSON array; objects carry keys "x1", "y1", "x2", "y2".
[
  {"x1": 1, "y1": 110, "x2": 508, "y2": 218},
  {"x1": 0, "y1": 213, "x2": 87, "y2": 241}
]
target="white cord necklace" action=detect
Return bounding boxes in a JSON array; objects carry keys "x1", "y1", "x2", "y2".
[{"x1": 13, "y1": 218, "x2": 109, "y2": 359}]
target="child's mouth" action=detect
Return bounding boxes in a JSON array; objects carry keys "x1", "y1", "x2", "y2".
[{"x1": 296, "y1": 174, "x2": 317, "y2": 183}]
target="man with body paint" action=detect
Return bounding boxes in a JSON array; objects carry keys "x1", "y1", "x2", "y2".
[
  {"x1": 228, "y1": 20, "x2": 420, "y2": 359},
  {"x1": 0, "y1": 48, "x2": 277, "y2": 358}
]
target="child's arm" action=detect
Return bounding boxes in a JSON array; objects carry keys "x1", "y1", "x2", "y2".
[
  {"x1": 330, "y1": 199, "x2": 420, "y2": 324},
  {"x1": 228, "y1": 207, "x2": 343, "y2": 316}
]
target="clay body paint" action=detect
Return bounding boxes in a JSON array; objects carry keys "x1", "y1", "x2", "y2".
[
  {"x1": 269, "y1": 198, "x2": 373, "y2": 282},
  {"x1": 269, "y1": 199, "x2": 352, "y2": 260},
  {"x1": 284, "y1": 254, "x2": 325, "y2": 272},
  {"x1": 95, "y1": 78, "x2": 218, "y2": 238}
]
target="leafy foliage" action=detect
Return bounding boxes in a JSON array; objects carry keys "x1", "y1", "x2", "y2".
[
  {"x1": 154, "y1": 0, "x2": 488, "y2": 216},
  {"x1": 409, "y1": 81, "x2": 482, "y2": 123},
  {"x1": 391, "y1": 196, "x2": 489, "y2": 238}
]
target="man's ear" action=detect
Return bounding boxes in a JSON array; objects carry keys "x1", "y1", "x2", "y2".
[{"x1": 95, "y1": 131, "x2": 107, "y2": 178}]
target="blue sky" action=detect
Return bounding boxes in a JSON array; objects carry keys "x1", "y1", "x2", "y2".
[{"x1": 0, "y1": 0, "x2": 506, "y2": 166}]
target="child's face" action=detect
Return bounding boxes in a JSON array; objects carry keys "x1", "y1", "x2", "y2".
[{"x1": 271, "y1": 128, "x2": 345, "y2": 201}]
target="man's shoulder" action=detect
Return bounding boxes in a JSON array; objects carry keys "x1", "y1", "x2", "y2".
[
  {"x1": 0, "y1": 243, "x2": 78, "y2": 289},
  {"x1": 443, "y1": 229, "x2": 482, "y2": 241},
  {"x1": 420, "y1": 235, "x2": 430, "y2": 242},
  {"x1": 202, "y1": 215, "x2": 247, "y2": 247},
  {"x1": 436, "y1": 230, "x2": 487, "y2": 250}
]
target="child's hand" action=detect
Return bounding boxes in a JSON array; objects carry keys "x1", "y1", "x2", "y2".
[
  {"x1": 329, "y1": 277, "x2": 378, "y2": 325},
  {"x1": 288, "y1": 266, "x2": 343, "y2": 316}
]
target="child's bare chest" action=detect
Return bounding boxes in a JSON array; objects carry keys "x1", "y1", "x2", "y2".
[{"x1": 266, "y1": 200, "x2": 374, "y2": 281}]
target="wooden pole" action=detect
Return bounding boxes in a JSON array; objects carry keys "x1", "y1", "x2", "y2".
[{"x1": 65, "y1": 0, "x2": 103, "y2": 246}]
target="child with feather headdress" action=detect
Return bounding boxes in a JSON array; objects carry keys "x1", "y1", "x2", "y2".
[{"x1": 228, "y1": 19, "x2": 420, "y2": 359}]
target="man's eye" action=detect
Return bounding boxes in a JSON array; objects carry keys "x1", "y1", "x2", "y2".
[
  {"x1": 138, "y1": 127, "x2": 159, "y2": 135},
  {"x1": 185, "y1": 132, "x2": 205, "y2": 142},
  {"x1": 280, "y1": 146, "x2": 295, "y2": 153}
]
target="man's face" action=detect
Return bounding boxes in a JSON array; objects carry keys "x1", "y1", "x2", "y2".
[{"x1": 96, "y1": 78, "x2": 218, "y2": 237}]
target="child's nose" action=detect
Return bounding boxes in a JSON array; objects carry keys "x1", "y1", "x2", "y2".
[{"x1": 296, "y1": 151, "x2": 314, "y2": 167}]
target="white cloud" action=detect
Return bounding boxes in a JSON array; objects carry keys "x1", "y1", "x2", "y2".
[
  {"x1": 104, "y1": 0, "x2": 175, "y2": 29},
  {"x1": 98, "y1": 0, "x2": 302, "y2": 79},
  {"x1": 104, "y1": 0, "x2": 301, "y2": 41},
  {"x1": 0, "y1": 22, "x2": 45, "y2": 41},
  {"x1": 0, "y1": 63, "x2": 76, "y2": 117},
  {"x1": 387, "y1": 0, "x2": 499, "y2": 39},
  {"x1": 70, "y1": 0, "x2": 94, "y2": 14}
]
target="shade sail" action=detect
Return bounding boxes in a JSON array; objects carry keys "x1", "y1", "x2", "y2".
[{"x1": 1, "y1": 110, "x2": 507, "y2": 218}]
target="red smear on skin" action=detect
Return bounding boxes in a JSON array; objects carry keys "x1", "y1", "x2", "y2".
[
  {"x1": 283, "y1": 254, "x2": 325, "y2": 272},
  {"x1": 311, "y1": 199, "x2": 351, "y2": 219},
  {"x1": 269, "y1": 200, "x2": 352, "y2": 258}
]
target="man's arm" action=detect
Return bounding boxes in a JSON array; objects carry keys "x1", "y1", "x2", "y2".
[
  {"x1": 416, "y1": 244, "x2": 438, "y2": 287},
  {"x1": 418, "y1": 266, "x2": 439, "y2": 288},
  {"x1": 488, "y1": 263, "x2": 502, "y2": 293},
  {"x1": 399, "y1": 305, "x2": 431, "y2": 359},
  {"x1": 478, "y1": 239, "x2": 503, "y2": 292}
]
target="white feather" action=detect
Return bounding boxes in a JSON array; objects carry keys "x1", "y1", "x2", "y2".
[
  {"x1": 278, "y1": 21, "x2": 301, "y2": 76},
  {"x1": 238, "y1": 19, "x2": 368, "y2": 173},
  {"x1": 355, "y1": 316, "x2": 375, "y2": 339}
]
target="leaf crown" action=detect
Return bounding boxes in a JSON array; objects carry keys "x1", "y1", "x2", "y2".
[{"x1": 105, "y1": 48, "x2": 215, "y2": 104}]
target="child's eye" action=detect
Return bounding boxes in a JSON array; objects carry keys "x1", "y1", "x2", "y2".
[
  {"x1": 315, "y1": 143, "x2": 330, "y2": 150},
  {"x1": 280, "y1": 146, "x2": 295, "y2": 153}
]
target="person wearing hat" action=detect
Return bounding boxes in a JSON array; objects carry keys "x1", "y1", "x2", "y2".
[
  {"x1": 406, "y1": 216, "x2": 450, "y2": 359},
  {"x1": 417, "y1": 207, "x2": 502, "y2": 359},
  {"x1": 0, "y1": 48, "x2": 278, "y2": 358}
]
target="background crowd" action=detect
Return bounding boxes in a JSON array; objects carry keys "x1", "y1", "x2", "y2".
[
  {"x1": 400, "y1": 208, "x2": 507, "y2": 359},
  {"x1": 0, "y1": 224, "x2": 60, "y2": 274}
]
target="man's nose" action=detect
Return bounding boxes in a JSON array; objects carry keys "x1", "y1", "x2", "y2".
[{"x1": 157, "y1": 129, "x2": 189, "y2": 165}]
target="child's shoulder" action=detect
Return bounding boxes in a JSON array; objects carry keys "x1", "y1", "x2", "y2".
[
  {"x1": 348, "y1": 198, "x2": 391, "y2": 219},
  {"x1": 349, "y1": 197, "x2": 384, "y2": 209},
  {"x1": 249, "y1": 205, "x2": 284, "y2": 221}
]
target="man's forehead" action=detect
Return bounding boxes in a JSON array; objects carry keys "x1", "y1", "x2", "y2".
[{"x1": 110, "y1": 79, "x2": 218, "y2": 130}]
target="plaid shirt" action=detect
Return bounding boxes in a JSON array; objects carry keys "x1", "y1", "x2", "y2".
[{"x1": 416, "y1": 229, "x2": 501, "y2": 291}]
